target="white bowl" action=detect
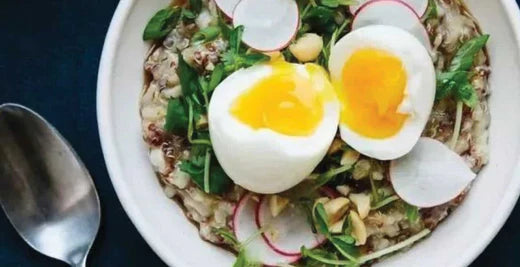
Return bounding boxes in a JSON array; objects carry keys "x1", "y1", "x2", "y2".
[{"x1": 97, "y1": 1, "x2": 520, "y2": 266}]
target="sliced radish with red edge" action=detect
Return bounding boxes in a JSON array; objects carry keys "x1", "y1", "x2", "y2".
[
  {"x1": 214, "y1": 0, "x2": 241, "y2": 18},
  {"x1": 390, "y1": 138, "x2": 477, "y2": 208},
  {"x1": 256, "y1": 196, "x2": 326, "y2": 256},
  {"x1": 233, "y1": 194, "x2": 300, "y2": 265},
  {"x1": 350, "y1": 0, "x2": 429, "y2": 17},
  {"x1": 352, "y1": 0, "x2": 431, "y2": 50},
  {"x1": 233, "y1": 0, "x2": 299, "y2": 51}
]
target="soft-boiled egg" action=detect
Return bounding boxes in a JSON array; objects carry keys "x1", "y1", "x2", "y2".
[
  {"x1": 209, "y1": 61, "x2": 339, "y2": 194},
  {"x1": 329, "y1": 25, "x2": 435, "y2": 160}
]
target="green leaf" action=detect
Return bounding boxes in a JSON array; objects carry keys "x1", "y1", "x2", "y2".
[
  {"x1": 233, "y1": 250, "x2": 247, "y2": 267},
  {"x1": 436, "y1": 71, "x2": 468, "y2": 100},
  {"x1": 181, "y1": 148, "x2": 232, "y2": 195},
  {"x1": 218, "y1": 13, "x2": 232, "y2": 40},
  {"x1": 233, "y1": 250, "x2": 262, "y2": 267},
  {"x1": 404, "y1": 203, "x2": 420, "y2": 224},
  {"x1": 208, "y1": 63, "x2": 225, "y2": 92},
  {"x1": 303, "y1": 6, "x2": 337, "y2": 34},
  {"x1": 241, "y1": 53, "x2": 270, "y2": 65},
  {"x1": 164, "y1": 98, "x2": 189, "y2": 134},
  {"x1": 192, "y1": 26, "x2": 222, "y2": 43},
  {"x1": 181, "y1": 8, "x2": 197, "y2": 20},
  {"x1": 143, "y1": 7, "x2": 181, "y2": 40},
  {"x1": 423, "y1": 0, "x2": 438, "y2": 21},
  {"x1": 455, "y1": 81, "x2": 478, "y2": 108},
  {"x1": 189, "y1": 0, "x2": 202, "y2": 14},
  {"x1": 342, "y1": 214, "x2": 353, "y2": 235},
  {"x1": 314, "y1": 203, "x2": 330, "y2": 235},
  {"x1": 330, "y1": 235, "x2": 360, "y2": 262},
  {"x1": 301, "y1": 247, "x2": 358, "y2": 266},
  {"x1": 320, "y1": 0, "x2": 357, "y2": 8},
  {"x1": 449, "y1": 35, "x2": 490, "y2": 72},
  {"x1": 177, "y1": 54, "x2": 200, "y2": 97},
  {"x1": 213, "y1": 227, "x2": 240, "y2": 250},
  {"x1": 229, "y1": 25, "x2": 245, "y2": 53}
]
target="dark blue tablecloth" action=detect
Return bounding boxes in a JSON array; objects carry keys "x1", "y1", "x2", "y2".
[{"x1": 0, "y1": 1, "x2": 518, "y2": 266}]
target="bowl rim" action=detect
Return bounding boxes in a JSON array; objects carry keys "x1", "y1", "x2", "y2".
[{"x1": 97, "y1": 0, "x2": 520, "y2": 266}]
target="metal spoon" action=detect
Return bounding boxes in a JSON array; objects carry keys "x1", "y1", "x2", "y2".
[{"x1": 0, "y1": 103, "x2": 101, "y2": 267}]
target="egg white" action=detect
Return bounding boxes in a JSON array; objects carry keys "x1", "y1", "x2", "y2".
[
  {"x1": 208, "y1": 64, "x2": 339, "y2": 194},
  {"x1": 329, "y1": 25, "x2": 436, "y2": 160}
]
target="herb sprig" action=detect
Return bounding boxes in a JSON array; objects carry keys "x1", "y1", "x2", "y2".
[
  {"x1": 436, "y1": 35, "x2": 489, "y2": 108},
  {"x1": 221, "y1": 26, "x2": 270, "y2": 73}
]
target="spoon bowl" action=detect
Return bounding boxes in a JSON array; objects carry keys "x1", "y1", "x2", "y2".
[{"x1": 0, "y1": 104, "x2": 101, "y2": 267}]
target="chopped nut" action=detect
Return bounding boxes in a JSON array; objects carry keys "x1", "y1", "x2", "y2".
[
  {"x1": 324, "y1": 197, "x2": 350, "y2": 224},
  {"x1": 289, "y1": 33, "x2": 324, "y2": 62},
  {"x1": 353, "y1": 159, "x2": 371, "y2": 180},
  {"x1": 349, "y1": 193, "x2": 371, "y2": 219},
  {"x1": 370, "y1": 162, "x2": 384, "y2": 181},
  {"x1": 167, "y1": 167, "x2": 191, "y2": 189},
  {"x1": 330, "y1": 215, "x2": 346, "y2": 234},
  {"x1": 269, "y1": 195, "x2": 290, "y2": 217},
  {"x1": 327, "y1": 138, "x2": 344, "y2": 155},
  {"x1": 350, "y1": 211, "x2": 367, "y2": 245},
  {"x1": 340, "y1": 149, "x2": 360, "y2": 167},
  {"x1": 164, "y1": 185, "x2": 176, "y2": 198},
  {"x1": 149, "y1": 148, "x2": 167, "y2": 174},
  {"x1": 336, "y1": 185, "x2": 351, "y2": 196}
]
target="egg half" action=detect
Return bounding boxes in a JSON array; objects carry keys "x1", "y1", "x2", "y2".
[
  {"x1": 329, "y1": 25, "x2": 435, "y2": 160},
  {"x1": 209, "y1": 61, "x2": 339, "y2": 194}
]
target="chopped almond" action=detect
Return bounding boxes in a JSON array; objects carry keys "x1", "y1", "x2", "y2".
[{"x1": 269, "y1": 195, "x2": 289, "y2": 217}]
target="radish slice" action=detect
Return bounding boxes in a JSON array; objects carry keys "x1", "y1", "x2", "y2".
[
  {"x1": 214, "y1": 0, "x2": 241, "y2": 18},
  {"x1": 233, "y1": 194, "x2": 300, "y2": 265},
  {"x1": 257, "y1": 196, "x2": 326, "y2": 256},
  {"x1": 390, "y1": 138, "x2": 477, "y2": 208},
  {"x1": 233, "y1": 0, "x2": 299, "y2": 51},
  {"x1": 350, "y1": 0, "x2": 429, "y2": 17},
  {"x1": 352, "y1": 0, "x2": 431, "y2": 50}
]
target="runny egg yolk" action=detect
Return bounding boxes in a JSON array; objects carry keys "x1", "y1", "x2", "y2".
[
  {"x1": 230, "y1": 62, "x2": 325, "y2": 136},
  {"x1": 340, "y1": 48, "x2": 408, "y2": 139}
]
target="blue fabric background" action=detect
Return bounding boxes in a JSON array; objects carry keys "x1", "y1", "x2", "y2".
[{"x1": 0, "y1": 0, "x2": 518, "y2": 266}]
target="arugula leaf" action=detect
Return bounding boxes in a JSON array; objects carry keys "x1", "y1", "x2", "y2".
[
  {"x1": 281, "y1": 164, "x2": 352, "y2": 200},
  {"x1": 320, "y1": 0, "x2": 357, "y2": 8},
  {"x1": 143, "y1": 7, "x2": 181, "y2": 40},
  {"x1": 189, "y1": 0, "x2": 202, "y2": 14},
  {"x1": 218, "y1": 12, "x2": 232, "y2": 40},
  {"x1": 303, "y1": 6, "x2": 337, "y2": 34},
  {"x1": 177, "y1": 54, "x2": 200, "y2": 97},
  {"x1": 192, "y1": 26, "x2": 221, "y2": 43},
  {"x1": 164, "y1": 98, "x2": 189, "y2": 134},
  {"x1": 423, "y1": 0, "x2": 438, "y2": 21},
  {"x1": 301, "y1": 247, "x2": 358, "y2": 266},
  {"x1": 229, "y1": 25, "x2": 244, "y2": 54},
  {"x1": 180, "y1": 147, "x2": 232, "y2": 194},
  {"x1": 436, "y1": 71, "x2": 468, "y2": 100},
  {"x1": 342, "y1": 214, "x2": 353, "y2": 235},
  {"x1": 449, "y1": 35, "x2": 490, "y2": 72},
  {"x1": 233, "y1": 250, "x2": 262, "y2": 267},
  {"x1": 208, "y1": 63, "x2": 225, "y2": 92},
  {"x1": 404, "y1": 203, "x2": 420, "y2": 224},
  {"x1": 181, "y1": 8, "x2": 197, "y2": 20},
  {"x1": 330, "y1": 235, "x2": 360, "y2": 262},
  {"x1": 314, "y1": 203, "x2": 330, "y2": 235},
  {"x1": 371, "y1": 195, "x2": 400, "y2": 210},
  {"x1": 220, "y1": 26, "x2": 270, "y2": 73},
  {"x1": 435, "y1": 35, "x2": 489, "y2": 107},
  {"x1": 454, "y1": 80, "x2": 478, "y2": 107}
]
